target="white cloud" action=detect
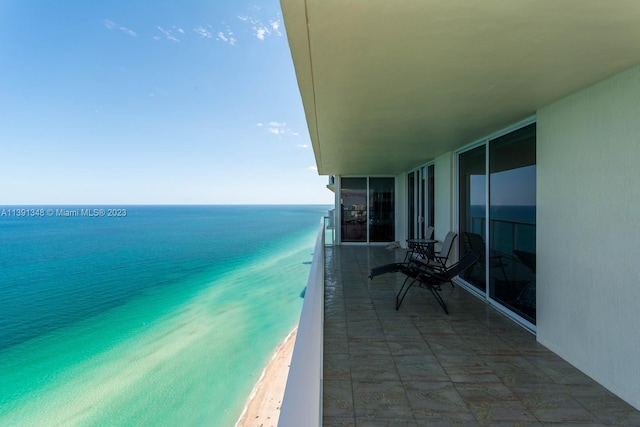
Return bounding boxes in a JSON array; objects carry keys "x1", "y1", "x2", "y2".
[
  {"x1": 120, "y1": 27, "x2": 137, "y2": 37},
  {"x1": 238, "y1": 14, "x2": 282, "y2": 40},
  {"x1": 297, "y1": 144, "x2": 309, "y2": 148},
  {"x1": 216, "y1": 27, "x2": 237, "y2": 46},
  {"x1": 194, "y1": 26, "x2": 212, "y2": 38},
  {"x1": 256, "y1": 26, "x2": 270, "y2": 40},
  {"x1": 308, "y1": 166, "x2": 318, "y2": 171},
  {"x1": 267, "y1": 122, "x2": 289, "y2": 135},
  {"x1": 269, "y1": 20, "x2": 282, "y2": 36},
  {"x1": 261, "y1": 121, "x2": 301, "y2": 138},
  {"x1": 238, "y1": 15, "x2": 259, "y2": 25},
  {"x1": 104, "y1": 19, "x2": 138, "y2": 37},
  {"x1": 156, "y1": 26, "x2": 180, "y2": 42}
]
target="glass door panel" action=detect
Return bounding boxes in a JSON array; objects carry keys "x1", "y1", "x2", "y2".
[
  {"x1": 489, "y1": 123, "x2": 536, "y2": 324},
  {"x1": 427, "y1": 164, "x2": 434, "y2": 230},
  {"x1": 369, "y1": 177, "x2": 395, "y2": 242},
  {"x1": 416, "y1": 169, "x2": 423, "y2": 238},
  {"x1": 459, "y1": 145, "x2": 487, "y2": 292},
  {"x1": 341, "y1": 177, "x2": 367, "y2": 242},
  {"x1": 409, "y1": 167, "x2": 431, "y2": 240},
  {"x1": 407, "y1": 172, "x2": 415, "y2": 239}
]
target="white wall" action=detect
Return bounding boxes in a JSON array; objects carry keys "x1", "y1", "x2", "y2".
[
  {"x1": 434, "y1": 152, "x2": 454, "y2": 251},
  {"x1": 537, "y1": 64, "x2": 640, "y2": 410}
]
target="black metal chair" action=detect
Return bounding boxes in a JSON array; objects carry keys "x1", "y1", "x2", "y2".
[
  {"x1": 431, "y1": 231, "x2": 457, "y2": 270},
  {"x1": 394, "y1": 250, "x2": 480, "y2": 314},
  {"x1": 412, "y1": 231, "x2": 457, "y2": 287}
]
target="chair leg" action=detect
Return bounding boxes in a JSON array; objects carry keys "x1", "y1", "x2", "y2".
[
  {"x1": 429, "y1": 286, "x2": 449, "y2": 314},
  {"x1": 395, "y1": 276, "x2": 416, "y2": 310},
  {"x1": 434, "y1": 260, "x2": 454, "y2": 289},
  {"x1": 439, "y1": 261, "x2": 455, "y2": 289}
]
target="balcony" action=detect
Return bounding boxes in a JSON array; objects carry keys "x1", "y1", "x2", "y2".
[{"x1": 321, "y1": 245, "x2": 640, "y2": 425}]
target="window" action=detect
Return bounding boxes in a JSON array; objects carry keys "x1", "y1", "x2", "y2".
[
  {"x1": 340, "y1": 177, "x2": 395, "y2": 243},
  {"x1": 407, "y1": 164, "x2": 434, "y2": 239},
  {"x1": 458, "y1": 122, "x2": 537, "y2": 326}
]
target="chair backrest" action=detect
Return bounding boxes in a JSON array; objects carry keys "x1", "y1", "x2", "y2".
[
  {"x1": 463, "y1": 232, "x2": 486, "y2": 258},
  {"x1": 439, "y1": 231, "x2": 457, "y2": 259},
  {"x1": 425, "y1": 226, "x2": 434, "y2": 239},
  {"x1": 443, "y1": 250, "x2": 480, "y2": 280}
]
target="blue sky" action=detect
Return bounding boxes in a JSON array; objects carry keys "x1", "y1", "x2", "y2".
[{"x1": 0, "y1": 1, "x2": 332, "y2": 205}]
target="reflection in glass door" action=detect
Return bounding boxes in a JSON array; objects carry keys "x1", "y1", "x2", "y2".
[
  {"x1": 408, "y1": 165, "x2": 433, "y2": 240},
  {"x1": 407, "y1": 172, "x2": 415, "y2": 239},
  {"x1": 341, "y1": 177, "x2": 395, "y2": 243},
  {"x1": 458, "y1": 122, "x2": 537, "y2": 326},
  {"x1": 458, "y1": 146, "x2": 487, "y2": 293},
  {"x1": 407, "y1": 169, "x2": 424, "y2": 239},
  {"x1": 341, "y1": 178, "x2": 367, "y2": 242},
  {"x1": 489, "y1": 123, "x2": 536, "y2": 324},
  {"x1": 427, "y1": 164, "x2": 434, "y2": 230},
  {"x1": 369, "y1": 177, "x2": 395, "y2": 242}
]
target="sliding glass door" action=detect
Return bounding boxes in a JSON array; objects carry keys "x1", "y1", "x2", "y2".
[
  {"x1": 427, "y1": 164, "x2": 434, "y2": 230},
  {"x1": 369, "y1": 177, "x2": 395, "y2": 242},
  {"x1": 458, "y1": 122, "x2": 537, "y2": 326},
  {"x1": 407, "y1": 164, "x2": 434, "y2": 240},
  {"x1": 341, "y1": 178, "x2": 368, "y2": 242},
  {"x1": 341, "y1": 177, "x2": 395, "y2": 243},
  {"x1": 407, "y1": 172, "x2": 416, "y2": 239},
  {"x1": 489, "y1": 123, "x2": 536, "y2": 323},
  {"x1": 458, "y1": 146, "x2": 487, "y2": 292}
]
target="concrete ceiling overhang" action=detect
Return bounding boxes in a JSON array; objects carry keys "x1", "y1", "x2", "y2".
[{"x1": 280, "y1": 0, "x2": 640, "y2": 176}]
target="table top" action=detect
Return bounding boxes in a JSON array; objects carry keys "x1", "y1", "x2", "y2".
[{"x1": 407, "y1": 238, "x2": 437, "y2": 244}]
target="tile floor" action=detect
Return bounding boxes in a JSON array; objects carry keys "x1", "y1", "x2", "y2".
[{"x1": 322, "y1": 245, "x2": 640, "y2": 426}]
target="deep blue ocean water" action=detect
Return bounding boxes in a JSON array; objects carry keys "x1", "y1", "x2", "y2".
[
  {"x1": 468, "y1": 204, "x2": 536, "y2": 253},
  {"x1": 0, "y1": 205, "x2": 329, "y2": 426}
]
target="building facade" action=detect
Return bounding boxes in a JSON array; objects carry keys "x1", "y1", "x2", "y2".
[{"x1": 281, "y1": 0, "x2": 640, "y2": 410}]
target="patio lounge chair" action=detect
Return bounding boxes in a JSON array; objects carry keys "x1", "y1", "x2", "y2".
[
  {"x1": 395, "y1": 250, "x2": 480, "y2": 313},
  {"x1": 430, "y1": 231, "x2": 456, "y2": 269},
  {"x1": 369, "y1": 232, "x2": 452, "y2": 280},
  {"x1": 412, "y1": 231, "x2": 457, "y2": 286},
  {"x1": 369, "y1": 261, "x2": 411, "y2": 280}
]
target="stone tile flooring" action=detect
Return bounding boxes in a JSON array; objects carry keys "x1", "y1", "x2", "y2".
[{"x1": 323, "y1": 245, "x2": 640, "y2": 426}]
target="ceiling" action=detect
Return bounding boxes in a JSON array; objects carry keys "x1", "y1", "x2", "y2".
[{"x1": 280, "y1": 0, "x2": 640, "y2": 175}]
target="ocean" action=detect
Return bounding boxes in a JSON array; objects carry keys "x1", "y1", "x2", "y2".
[{"x1": 0, "y1": 205, "x2": 328, "y2": 426}]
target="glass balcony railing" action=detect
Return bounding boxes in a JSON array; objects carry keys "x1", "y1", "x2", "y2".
[
  {"x1": 279, "y1": 217, "x2": 325, "y2": 427},
  {"x1": 470, "y1": 216, "x2": 536, "y2": 255}
]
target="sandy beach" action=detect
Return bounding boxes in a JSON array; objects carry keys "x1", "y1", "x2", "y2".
[{"x1": 236, "y1": 328, "x2": 297, "y2": 427}]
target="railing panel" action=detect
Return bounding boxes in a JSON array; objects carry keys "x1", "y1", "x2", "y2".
[{"x1": 278, "y1": 218, "x2": 325, "y2": 427}]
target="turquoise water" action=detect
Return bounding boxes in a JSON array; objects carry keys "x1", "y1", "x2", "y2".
[{"x1": 0, "y1": 205, "x2": 328, "y2": 426}]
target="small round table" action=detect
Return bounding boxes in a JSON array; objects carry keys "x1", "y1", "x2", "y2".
[{"x1": 406, "y1": 238, "x2": 438, "y2": 261}]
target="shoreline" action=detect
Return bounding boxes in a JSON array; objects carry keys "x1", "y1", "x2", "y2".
[{"x1": 235, "y1": 327, "x2": 298, "y2": 427}]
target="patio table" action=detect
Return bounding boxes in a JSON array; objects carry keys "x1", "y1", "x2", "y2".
[{"x1": 406, "y1": 238, "x2": 437, "y2": 261}]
